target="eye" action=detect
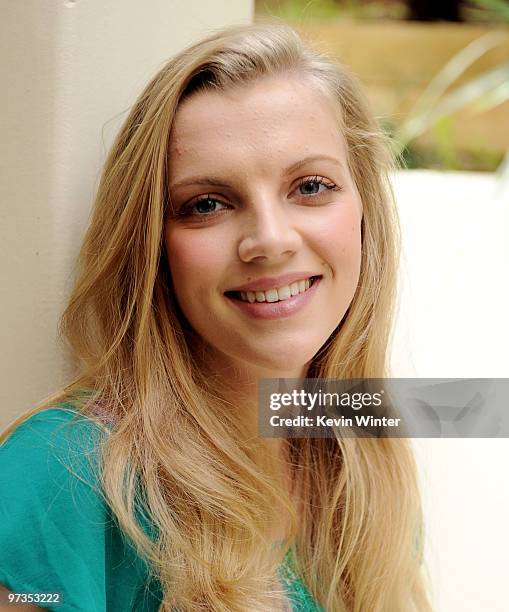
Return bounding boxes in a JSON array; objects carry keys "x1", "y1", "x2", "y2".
[
  {"x1": 295, "y1": 176, "x2": 341, "y2": 198},
  {"x1": 177, "y1": 195, "x2": 230, "y2": 220}
]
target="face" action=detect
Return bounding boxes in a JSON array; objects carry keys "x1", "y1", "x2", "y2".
[{"x1": 164, "y1": 75, "x2": 363, "y2": 381}]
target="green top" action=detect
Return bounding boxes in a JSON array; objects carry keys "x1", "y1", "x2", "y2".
[{"x1": 0, "y1": 406, "x2": 322, "y2": 611}]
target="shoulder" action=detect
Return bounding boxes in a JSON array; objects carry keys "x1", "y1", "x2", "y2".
[
  {"x1": 1, "y1": 405, "x2": 107, "y2": 496},
  {"x1": 1, "y1": 404, "x2": 163, "y2": 611},
  {"x1": 0, "y1": 404, "x2": 110, "y2": 534},
  {"x1": 1, "y1": 404, "x2": 105, "y2": 445},
  {"x1": 0, "y1": 406, "x2": 113, "y2": 609}
]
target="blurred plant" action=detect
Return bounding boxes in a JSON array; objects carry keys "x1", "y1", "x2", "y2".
[
  {"x1": 255, "y1": 0, "x2": 407, "y2": 21},
  {"x1": 255, "y1": 0, "x2": 341, "y2": 21},
  {"x1": 431, "y1": 116, "x2": 459, "y2": 169},
  {"x1": 393, "y1": 30, "x2": 509, "y2": 192},
  {"x1": 469, "y1": 0, "x2": 509, "y2": 22}
]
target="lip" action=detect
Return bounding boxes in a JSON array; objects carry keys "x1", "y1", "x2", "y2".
[
  {"x1": 224, "y1": 276, "x2": 322, "y2": 320},
  {"x1": 226, "y1": 271, "x2": 319, "y2": 293}
]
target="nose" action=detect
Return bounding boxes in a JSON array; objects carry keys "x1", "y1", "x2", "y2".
[{"x1": 237, "y1": 196, "x2": 302, "y2": 263}]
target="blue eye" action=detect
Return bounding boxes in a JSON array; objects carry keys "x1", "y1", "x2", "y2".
[
  {"x1": 297, "y1": 176, "x2": 339, "y2": 196},
  {"x1": 299, "y1": 181, "x2": 324, "y2": 195}
]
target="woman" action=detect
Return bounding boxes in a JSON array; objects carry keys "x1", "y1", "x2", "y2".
[{"x1": 0, "y1": 22, "x2": 432, "y2": 611}]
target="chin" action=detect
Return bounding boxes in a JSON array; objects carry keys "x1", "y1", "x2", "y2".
[{"x1": 242, "y1": 346, "x2": 319, "y2": 377}]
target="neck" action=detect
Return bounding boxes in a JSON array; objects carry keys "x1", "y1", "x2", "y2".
[{"x1": 194, "y1": 338, "x2": 310, "y2": 414}]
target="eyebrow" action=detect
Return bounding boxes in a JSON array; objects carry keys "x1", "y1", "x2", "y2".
[{"x1": 169, "y1": 154, "x2": 345, "y2": 191}]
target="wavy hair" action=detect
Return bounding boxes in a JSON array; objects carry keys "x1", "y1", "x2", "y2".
[{"x1": 2, "y1": 22, "x2": 432, "y2": 611}]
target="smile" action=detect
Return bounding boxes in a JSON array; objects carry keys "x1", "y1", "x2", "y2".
[
  {"x1": 227, "y1": 276, "x2": 321, "y2": 303},
  {"x1": 224, "y1": 276, "x2": 322, "y2": 320}
]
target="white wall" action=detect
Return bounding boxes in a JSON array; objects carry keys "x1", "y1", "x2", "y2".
[
  {"x1": 0, "y1": 0, "x2": 253, "y2": 425},
  {"x1": 392, "y1": 169, "x2": 509, "y2": 379},
  {"x1": 413, "y1": 437, "x2": 509, "y2": 612},
  {"x1": 392, "y1": 170, "x2": 509, "y2": 612}
]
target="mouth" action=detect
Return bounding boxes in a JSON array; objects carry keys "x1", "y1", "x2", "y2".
[{"x1": 224, "y1": 275, "x2": 322, "y2": 303}]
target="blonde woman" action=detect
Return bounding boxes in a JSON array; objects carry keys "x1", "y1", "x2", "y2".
[{"x1": 0, "y1": 23, "x2": 432, "y2": 612}]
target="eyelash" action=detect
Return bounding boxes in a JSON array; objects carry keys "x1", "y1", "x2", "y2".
[
  {"x1": 296, "y1": 175, "x2": 341, "y2": 196},
  {"x1": 175, "y1": 176, "x2": 342, "y2": 221}
]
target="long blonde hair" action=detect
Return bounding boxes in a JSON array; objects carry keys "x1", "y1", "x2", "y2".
[{"x1": 2, "y1": 23, "x2": 432, "y2": 611}]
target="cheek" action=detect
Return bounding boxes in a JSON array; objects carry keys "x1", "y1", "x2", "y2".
[
  {"x1": 164, "y1": 227, "x2": 226, "y2": 300},
  {"x1": 310, "y1": 201, "x2": 362, "y2": 275}
]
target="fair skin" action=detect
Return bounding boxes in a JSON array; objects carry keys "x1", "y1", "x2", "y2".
[{"x1": 165, "y1": 74, "x2": 363, "y2": 417}]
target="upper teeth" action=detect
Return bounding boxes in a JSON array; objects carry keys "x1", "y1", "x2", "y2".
[{"x1": 240, "y1": 278, "x2": 313, "y2": 303}]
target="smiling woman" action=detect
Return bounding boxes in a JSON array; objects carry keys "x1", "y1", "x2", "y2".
[
  {"x1": 0, "y1": 23, "x2": 432, "y2": 611},
  {"x1": 165, "y1": 75, "x2": 362, "y2": 378}
]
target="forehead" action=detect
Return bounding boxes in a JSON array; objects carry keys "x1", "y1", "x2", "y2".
[{"x1": 168, "y1": 75, "x2": 349, "y2": 178}]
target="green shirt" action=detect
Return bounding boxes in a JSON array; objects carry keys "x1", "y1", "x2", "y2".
[{"x1": 0, "y1": 407, "x2": 322, "y2": 611}]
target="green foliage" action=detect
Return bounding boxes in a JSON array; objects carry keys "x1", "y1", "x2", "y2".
[
  {"x1": 431, "y1": 116, "x2": 458, "y2": 169},
  {"x1": 255, "y1": 0, "x2": 342, "y2": 21},
  {"x1": 471, "y1": 0, "x2": 509, "y2": 22},
  {"x1": 394, "y1": 31, "x2": 509, "y2": 177},
  {"x1": 255, "y1": 0, "x2": 406, "y2": 21},
  {"x1": 394, "y1": 33, "x2": 509, "y2": 152},
  {"x1": 381, "y1": 116, "x2": 504, "y2": 171}
]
